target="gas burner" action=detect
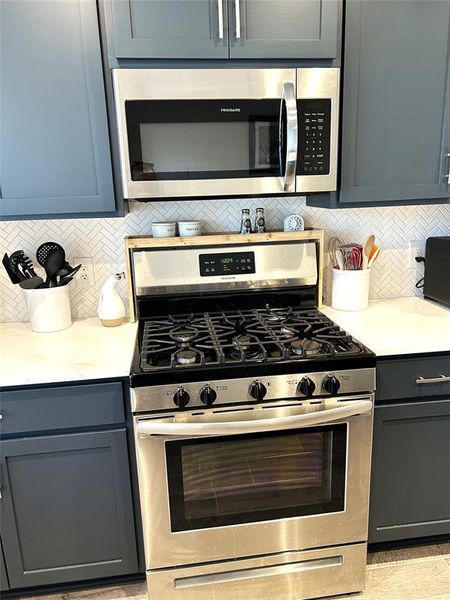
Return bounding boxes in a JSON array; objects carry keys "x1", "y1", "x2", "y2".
[
  {"x1": 291, "y1": 339, "x2": 322, "y2": 357},
  {"x1": 170, "y1": 326, "x2": 198, "y2": 345},
  {"x1": 233, "y1": 334, "x2": 252, "y2": 350},
  {"x1": 258, "y1": 306, "x2": 292, "y2": 322},
  {"x1": 176, "y1": 350, "x2": 198, "y2": 365}
]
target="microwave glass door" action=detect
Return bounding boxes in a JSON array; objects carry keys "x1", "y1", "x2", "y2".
[
  {"x1": 125, "y1": 100, "x2": 282, "y2": 182},
  {"x1": 165, "y1": 425, "x2": 346, "y2": 532}
]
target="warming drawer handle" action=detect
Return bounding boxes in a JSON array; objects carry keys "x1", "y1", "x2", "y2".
[
  {"x1": 416, "y1": 374, "x2": 450, "y2": 385},
  {"x1": 136, "y1": 399, "x2": 373, "y2": 438},
  {"x1": 279, "y1": 82, "x2": 298, "y2": 193}
]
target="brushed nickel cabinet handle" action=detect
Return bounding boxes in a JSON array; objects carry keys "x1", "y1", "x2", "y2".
[
  {"x1": 416, "y1": 375, "x2": 450, "y2": 385},
  {"x1": 235, "y1": 0, "x2": 241, "y2": 38},
  {"x1": 445, "y1": 153, "x2": 450, "y2": 184},
  {"x1": 217, "y1": 0, "x2": 224, "y2": 39}
]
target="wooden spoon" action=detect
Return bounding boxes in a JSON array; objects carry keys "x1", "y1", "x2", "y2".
[{"x1": 363, "y1": 235, "x2": 375, "y2": 269}]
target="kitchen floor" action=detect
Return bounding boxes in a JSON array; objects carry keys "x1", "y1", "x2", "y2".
[{"x1": 18, "y1": 543, "x2": 450, "y2": 600}]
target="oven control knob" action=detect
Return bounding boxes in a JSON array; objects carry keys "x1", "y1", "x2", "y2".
[
  {"x1": 200, "y1": 385, "x2": 217, "y2": 407},
  {"x1": 298, "y1": 376, "x2": 316, "y2": 398},
  {"x1": 323, "y1": 375, "x2": 341, "y2": 395},
  {"x1": 173, "y1": 387, "x2": 190, "y2": 409},
  {"x1": 250, "y1": 381, "x2": 267, "y2": 401}
]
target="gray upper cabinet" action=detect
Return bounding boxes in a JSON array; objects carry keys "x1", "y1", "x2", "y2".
[
  {"x1": 0, "y1": 0, "x2": 116, "y2": 219},
  {"x1": 229, "y1": 0, "x2": 338, "y2": 59},
  {"x1": 107, "y1": 0, "x2": 339, "y2": 60},
  {"x1": 340, "y1": 0, "x2": 450, "y2": 204},
  {"x1": 0, "y1": 541, "x2": 8, "y2": 591},
  {"x1": 110, "y1": 0, "x2": 229, "y2": 59},
  {"x1": 0, "y1": 430, "x2": 138, "y2": 588}
]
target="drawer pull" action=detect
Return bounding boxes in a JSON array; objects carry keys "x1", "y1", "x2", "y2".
[{"x1": 416, "y1": 375, "x2": 450, "y2": 385}]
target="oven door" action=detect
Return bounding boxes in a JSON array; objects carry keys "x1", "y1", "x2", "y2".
[
  {"x1": 134, "y1": 395, "x2": 373, "y2": 570},
  {"x1": 113, "y1": 68, "x2": 297, "y2": 199}
]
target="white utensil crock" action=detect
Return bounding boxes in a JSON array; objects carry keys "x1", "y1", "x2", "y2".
[
  {"x1": 331, "y1": 268, "x2": 370, "y2": 311},
  {"x1": 24, "y1": 285, "x2": 72, "y2": 333}
]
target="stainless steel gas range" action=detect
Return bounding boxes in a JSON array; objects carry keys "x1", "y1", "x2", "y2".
[{"x1": 126, "y1": 232, "x2": 375, "y2": 600}]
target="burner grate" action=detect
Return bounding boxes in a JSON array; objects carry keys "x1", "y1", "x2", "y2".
[{"x1": 139, "y1": 307, "x2": 366, "y2": 372}]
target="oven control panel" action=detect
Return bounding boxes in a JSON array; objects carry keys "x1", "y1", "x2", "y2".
[
  {"x1": 297, "y1": 98, "x2": 331, "y2": 176},
  {"x1": 199, "y1": 252, "x2": 256, "y2": 277},
  {"x1": 131, "y1": 368, "x2": 376, "y2": 413}
]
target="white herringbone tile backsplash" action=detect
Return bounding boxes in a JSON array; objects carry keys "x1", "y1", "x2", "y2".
[{"x1": 1, "y1": 198, "x2": 449, "y2": 322}]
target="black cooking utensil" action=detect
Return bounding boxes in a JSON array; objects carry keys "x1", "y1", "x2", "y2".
[
  {"x1": 56, "y1": 261, "x2": 73, "y2": 278},
  {"x1": 19, "y1": 276, "x2": 44, "y2": 290},
  {"x1": 10, "y1": 250, "x2": 38, "y2": 278},
  {"x1": 58, "y1": 264, "x2": 81, "y2": 287},
  {"x1": 36, "y1": 242, "x2": 65, "y2": 268},
  {"x1": 9, "y1": 251, "x2": 29, "y2": 282},
  {"x1": 2, "y1": 253, "x2": 24, "y2": 284},
  {"x1": 43, "y1": 247, "x2": 65, "y2": 288}
]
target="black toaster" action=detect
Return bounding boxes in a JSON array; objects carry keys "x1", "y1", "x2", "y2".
[{"x1": 423, "y1": 236, "x2": 450, "y2": 308}]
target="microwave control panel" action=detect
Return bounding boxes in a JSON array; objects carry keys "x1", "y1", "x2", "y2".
[
  {"x1": 199, "y1": 252, "x2": 255, "y2": 277},
  {"x1": 297, "y1": 99, "x2": 331, "y2": 176}
]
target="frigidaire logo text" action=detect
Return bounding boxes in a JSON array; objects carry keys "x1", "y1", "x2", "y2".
[{"x1": 221, "y1": 108, "x2": 241, "y2": 112}]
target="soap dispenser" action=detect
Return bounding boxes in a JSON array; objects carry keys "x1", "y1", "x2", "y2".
[{"x1": 97, "y1": 272, "x2": 126, "y2": 327}]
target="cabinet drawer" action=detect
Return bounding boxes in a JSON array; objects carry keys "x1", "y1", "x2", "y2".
[
  {"x1": 377, "y1": 356, "x2": 450, "y2": 402},
  {"x1": 0, "y1": 383, "x2": 125, "y2": 435}
]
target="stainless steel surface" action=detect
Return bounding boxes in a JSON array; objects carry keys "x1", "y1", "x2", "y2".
[
  {"x1": 296, "y1": 68, "x2": 340, "y2": 193},
  {"x1": 113, "y1": 68, "x2": 339, "y2": 199},
  {"x1": 134, "y1": 394, "x2": 373, "y2": 569},
  {"x1": 175, "y1": 555, "x2": 343, "y2": 588},
  {"x1": 147, "y1": 543, "x2": 367, "y2": 600},
  {"x1": 217, "y1": 0, "x2": 224, "y2": 39},
  {"x1": 416, "y1": 374, "x2": 450, "y2": 384},
  {"x1": 132, "y1": 240, "x2": 318, "y2": 298},
  {"x1": 234, "y1": 0, "x2": 241, "y2": 38},
  {"x1": 131, "y1": 368, "x2": 376, "y2": 412},
  {"x1": 280, "y1": 82, "x2": 298, "y2": 192},
  {"x1": 137, "y1": 398, "x2": 372, "y2": 437}
]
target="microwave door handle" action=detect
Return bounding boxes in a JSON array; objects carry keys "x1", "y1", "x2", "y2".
[
  {"x1": 279, "y1": 82, "x2": 298, "y2": 192},
  {"x1": 136, "y1": 399, "x2": 372, "y2": 438}
]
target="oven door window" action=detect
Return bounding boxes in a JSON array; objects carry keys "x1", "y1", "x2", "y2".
[
  {"x1": 125, "y1": 100, "x2": 280, "y2": 181},
  {"x1": 166, "y1": 425, "x2": 346, "y2": 532}
]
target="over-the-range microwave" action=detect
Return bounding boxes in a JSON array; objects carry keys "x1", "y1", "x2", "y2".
[{"x1": 113, "y1": 68, "x2": 340, "y2": 200}]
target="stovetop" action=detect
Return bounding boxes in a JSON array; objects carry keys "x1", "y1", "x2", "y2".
[{"x1": 132, "y1": 307, "x2": 374, "y2": 384}]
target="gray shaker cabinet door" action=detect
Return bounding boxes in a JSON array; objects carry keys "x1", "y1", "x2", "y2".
[
  {"x1": 340, "y1": 0, "x2": 450, "y2": 204},
  {"x1": 229, "y1": 0, "x2": 339, "y2": 59},
  {"x1": 0, "y1": 540, "x2": 9, "y2": 591},
  {"x1": 110, "y1": 0, "x2": 229, "y2": 59},
  {"x1": 0, "y1": 430, "x2": 138, "y2": 589},
  {"x1": 369, "y1": 400, "x2": 450, "y2": 544},
  {"x1": 0, "y1": 0, "x2": 115, "y2": 218}
]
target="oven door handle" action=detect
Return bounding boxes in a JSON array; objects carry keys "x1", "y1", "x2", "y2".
[
  {"x1": 279, "y1": 82, "x2": 298, "y2": 193},
  {"x1": 136, "y1": 399, "x2": 372, "y2": 437}
]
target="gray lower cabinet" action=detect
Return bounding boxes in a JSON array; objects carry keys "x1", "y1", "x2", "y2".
[
  {"x1": 340, "y1": 0, "x2": 450, "y2": 204},
  {"x1": 0, "y1": 0, "x2": 116, "y2": 219},
  {"x1": 229, "y1": 0, "x2": 339, "y2": 59},
  {"x1": 109, "y1": 0, "x2": 229, "y2": 59},
  {"x1": 0, "y1": 540, "x2": 9, "y2": 591},
  {"x1": 369, "y1": 398, "x2": 450, "y2": 544},
  {"x1": 0, "y1": 429, "x2": 138, "y2": 589}
]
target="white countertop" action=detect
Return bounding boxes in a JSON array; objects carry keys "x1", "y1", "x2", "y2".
[
  {"x1": 322, "y1": 297, "x2": 450, "y2": 357},
  {"x1": 0, "y1": 318, "x2": 138, "y2": 388}
]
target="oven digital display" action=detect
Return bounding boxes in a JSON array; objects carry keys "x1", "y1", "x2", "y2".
[{"x1": 199, "y1": 252, "x2": 256, "y2": 276}]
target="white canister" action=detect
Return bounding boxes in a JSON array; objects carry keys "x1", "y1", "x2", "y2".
[
  {"x1": 331, "y1": 268, "x2": 371, "y2": 311},
  {"x1": 178, "y1": 221, "x2": 202, "y2": 237},
  {"x1": 24, "y1": 285, "x2": 72, "y2": 333}
]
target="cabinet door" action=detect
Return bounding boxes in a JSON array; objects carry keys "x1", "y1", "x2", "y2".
[
  {"x1": 110, "y1": 0, "x2": 229, "y2": 59},
  {"x1": 340, "y1": 0, "x2": 450, "y2": 204},
  {"x1": 0, "y1": 540, "x2": 8, "y2": 591},
  {"x1": 0, "y1": 0, "x2": 115, "y2": 219},
  {"x1": 369, "y1": 399, "x2": 450, "y2": 544},
  {"x1": 0, "y1": 430, "x2": 138, "y2": 589},
  {"x1": 229, "y1": 0, "x2": 339, "y2": 59}
]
